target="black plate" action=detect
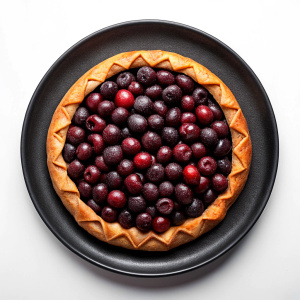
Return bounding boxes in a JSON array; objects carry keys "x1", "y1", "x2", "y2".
[{"x1": 21, "y1": 20, "x2": 278, "y2": 277}]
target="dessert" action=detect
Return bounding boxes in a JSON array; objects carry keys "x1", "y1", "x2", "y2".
[{"x1": 47, "y1": 50, "x2": 252, "y2": 251}]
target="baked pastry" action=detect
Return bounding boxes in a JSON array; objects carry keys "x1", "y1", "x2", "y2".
[{"x1": 47, "y1": 50, "x2": 252, "y2": 251}]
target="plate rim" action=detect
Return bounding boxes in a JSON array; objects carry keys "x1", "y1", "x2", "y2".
[{"x1": 21, "y1": 19, "x2": 279, "y2": 277}]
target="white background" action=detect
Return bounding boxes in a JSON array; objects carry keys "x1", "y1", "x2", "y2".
[{"x1": 1, "y1": 0, "x2": 299, "y2": 299}]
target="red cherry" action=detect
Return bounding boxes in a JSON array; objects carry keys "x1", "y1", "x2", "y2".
[
  {"x1": 115, "y1": 89, "x2": 135, "y2": 108},
  {"x1": 133, "y1": 152, "x2": 152, "y2": 169},
  {"x1": 195, "y1": 105, "x2": 214, "y2": 125},
  {"x1": 107, "y1": 190, "x2": 127, "y2": 208},
  {"x1": 183, "y1": 165, "x2": 201, "y2": 186}
]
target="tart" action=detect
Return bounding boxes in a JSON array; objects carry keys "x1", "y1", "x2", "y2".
[{"x1": 47, "y1": 50, "x2": 252, "y2": 251}]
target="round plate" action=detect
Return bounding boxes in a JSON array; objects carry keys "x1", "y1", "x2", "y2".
[{"x1": 21, "y1": 20, "x2": 278, "y2": 277}]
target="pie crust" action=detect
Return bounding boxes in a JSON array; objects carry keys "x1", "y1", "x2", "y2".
[{"x1": 47, "y1": 50, "x2": 252, "y2": 251}]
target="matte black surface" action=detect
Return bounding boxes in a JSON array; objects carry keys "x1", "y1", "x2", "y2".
[{"x1": 21, "y1": 20, "x2": 279, "y2": 277}]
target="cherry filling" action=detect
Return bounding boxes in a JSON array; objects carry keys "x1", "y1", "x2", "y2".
[{"x1": 63, "y1": 67, "x2": 232, "y2": 234}]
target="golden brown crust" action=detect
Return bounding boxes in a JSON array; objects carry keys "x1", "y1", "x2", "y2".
[{"x1": 47, "y1": 50, "x2": 252, "y2": 251}]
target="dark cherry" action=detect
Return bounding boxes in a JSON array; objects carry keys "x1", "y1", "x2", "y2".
[
  {"x1": 101, "y1": 206, "x2": 118, "y2": 222},
  {"x1": 146, "y1": 206, "x2": 158, "y2": 218},
  {"x1": 92, "y1": 183, "x2": 108, "y2": 204},
  {"x1": 181, "y1": 95, "x2": 195, "y2": 112},
  {"x1": 192, "y1": 86, "x2": 208, "y2": 105},
  {"x1": 116, "y1": 72, "x2": 135, "y2": 89},
  {"x1": 114, "y1": 89, "x2": 135, "y2": 109},
  {"x1": 76, "y1": 142, "x2": 93, "y2": 160},
  {"x1": 208, "y1": 100, "x2": 224, "y2": 120},
  {"x1": 128, "y1": 81, "x2": 144, "y2": 96},
  {"x1": 87, "y1": 199, "x2": 102, "y2": 214},
  {"x1": 103, "y1": 145, "x2": 123, "y2": 165},
  {"x1": 200, "y1": 127, "x2": 218, "y2": 148},
  {"x1": 161, "y1": 127, "x2": 179, "y2": 147},
  {"x1": 118, "y1": 209, "x2": 135, "y2": 229},
  {"x1": 127, "y1": 114, "x2": 148, "y2": 134},
  {"x1": 179, "y1": 123, "x2": 201, "y2": 143},
  {"x1": 121, "y1": 137, "x2": 141, "y2": 155},
  {"x1": 156, "y1": 198, "x2": 174, "y2": 215},
  {"x1": 133, "y1": 152, "x2": 152, "y2": 169},
  {"x1": 175, "y1": 183, "x2": 193, "y2": 205},
  {"x1": 124, "y1": 174, "x2": 143, "y2": 194},
  {"x1": 66, "y1": 126, "x2": 85, "y2": 145},
  {"x1": 73, "y1": 107, "x2": 89, "y2": 125},
  {"x1": 162, "y1": 85, "x2": 182, "y2": 104},
  {"x1": 213, "y1": 138, "x2": 232, "y2": 157},
  {"x1": 196, "y1": 105, "x2": 214, "y2": 125},
  {"x1": 165, "y1": 163, "x2": 183, "y2": 181},
  {"x1": 85, "y1": 93, "x2": 103, "y2": 112},
  {"x1": 86, "y1": 115, "x2": 106, "y2": 132},
  {"x1": 211, "y1": 121, "x2": 229, "y2": 138},
  {"x1": 134, "y1": 95, "x2": 153, "y2": 116},
  {"x1": 194, "y1": 176, "x2": 210, "y2": 194},
  {"x1": 153, "y1": 100, "x2": 168, "y2": 117},
  {"x1": 212, "y1": 173, "x2": 228, "y2": 192},
  {"x1": 145, "y1": 84, "x2": 162, "y2": 100},
  {"x1": 78, "y1": 181, "x2": 92, "y2": 198},
  {"x1": 137, "y1": 66, "x2": 156, "y2": 86},
  {"x1": 136, "y1": 213, "x2": 152, "y2": 232},
  {"x1": 181, "y1": 112, "x2": 196, "y2": 124},
  {"x1": 172, "y1": 211, "x2": 186, "y2": 226},
  {"x1": 183, "y1": 165, "x2": 201, "y2": 186},
  {"x1": 159, "y1": 181, "x2": 174, "y2": 197},
  {"x1": 217, "y1": 157, "x2": 232, "y2": 176},
  {"x1": 100, "y1": 81, "x2": 118, "y2": 99},
  {"x1": 84, "y1": 165, "x2": 101, "y2": 184},
  {"x1": 191, "y1": 142, "x2": 207, "y2": 159},
  {"x1": 157, "y1": 70, "x2": 175, "y2": 85},
  {"x1": 156, "y1": 146, "x2": 173, "y2": 164},
  {"x1": 128, "y1": 196, "x2": 146, "y2": 213},
  {"x1": 142, "y1": 183, "x2": 159, "y2": 202},
  {"x1": 63, "y1": 143, "x2": 76, "y2": 163},
  {"x1": 146, "y1": 163, "x2": 165, "y2": 183},
  {"x1": 87, "y1": 134, "x2": 104, "y2": 155},
  {"x1": 176, "y1": 74, "x2": 194, "y2": 93},
  {"x1": 105, "y1": 171, "x2": 122, "y2": 189},
  {"x1": 141, "y1": 131, "x2": 162, "y2": 152},
  {"x1": 203, "y1": 188, "x2": 217, "y2": 206},
  {"x1": 102, "y1": 124, "x2": 121, "y2": 145},
  {"x1": 173, "y1": 143, "x2": 192, "y2": 163},
  {"x1": 152, "y1": 216, "x2": 171, "y2": 233},
  {"x1": 117, "y1": 159, "x2": 134, "y2": 177},
  {"x1": 107, "y1": 190, "x2": 127, "y2": 208},
  {"x1": 148, "y1": 114, "x2": 164, "y2": 131},
  {"x1": 185, "y1": 198, "x2": 204, "y2": 218},
  {"x1": 67, "y1": 159, "x2": 85, "y2": 179},
  {"x1": 198, "y1": 156, "x2": 217, "y2": 176},
  {"x1": 97, "y1": 100, "x2": 115, "y2": 118},
  {"x1": 95, "y1": 155, "x2": 110, "y2": 172},
  {"x1": 120, "y1": 127, "x2": 131, "y2": 140},
  {"x1": 111, "y1": 107, "x2": 129, "y2": 125},
  {"x1": 165, "y1": 107, "x2": 181, "y2": 127}
]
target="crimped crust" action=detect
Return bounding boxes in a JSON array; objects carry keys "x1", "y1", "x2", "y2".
[{"x1": 47, "y1": 50, "x2": 252, "y2": 251}]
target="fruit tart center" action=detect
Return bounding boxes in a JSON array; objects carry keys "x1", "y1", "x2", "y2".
[{"x1": 63, "y1": 67, "x2": 232, "y2": 233}]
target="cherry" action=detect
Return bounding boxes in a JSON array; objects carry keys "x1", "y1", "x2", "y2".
[
  {"x1": 67, "y1": 159, "x2": 85, "y2": 179},
  {"x1": 133, "y1": 152, "x2": 152, "y2": 169},
  {"x1": 86, "y1": 115, "x2": 106, "y2": 132},
  {"x1": 156, "y1": 146, "x2": 173, "y2": 164},
  {"x1": 87, "y1": 134, "x2": 104, "y2": 155},
  {"x1": 97, "y1": 100, "x2": 115, "y2": 118},
  {"x1": 86, "y1": 93, "x2": 103, "y2": 112},
  {"x1": 165, "y1": 163, "x2": 183, "y2": 181},
  {"x1": 116, "y1": 72, "x2": 135, "y2": 89},
  {"x1": 173, "y1": 143, "x2": 192, "y2": 163},
  {"x1": 157, "y1": 70, "x2": 175, "y2": 85},
  {"x1": 198, "y1": 156, "x2": 217, "y2": 176},
  {"x1": 93, "y1": 183, "x2": 108, "y2": 204},
  {"x1": 118, "y1": 209, "x2": 134, "y2": 229},
  {"x1": 114, "y1": 89, "x2": 134, "y2": 109},
  {"x1": 128, "y1": 81, "x2": 144, "y2": 96},
  {"x1": 128, "y1": 196, "x2": 146, "y2": 213},
  {"x1": 78, "y1": 181, "x2": 92, "y2": 198},
  {"x1": 183, "y1": 165, "x2": 201, "y2": 186},
  {"x1": 175, "y1": 183, "x2": 193, "y2": 205},
  {"x1": 66, "y1": 126, "x2": 85, "y2": 145},
  {"x1": 181, "y1": 95, "x2": 195, "y2": 111},
  {"x1": 121, "y1": 137, "x2": 141, "y2": 155},
  {"x1": 176, "y1": 74, "x2": 194, "y2": 93},
  {"x1": 136, "y1": 213, "x2": 152, "y2": 232},
  {"x1": 162, "y1": 85, "x2": 182, "y2": 104},
  {"x1": 124, "y1": 174, "x2": 143, "y2": 194},
  {"x1": 100, "y1": 81, "x2": 118, "y2": 99},
  {"x1": 137, "y1": 66, "x2": 156, "y2": 86},
  {"x1": 103, "y1": 145, "x2": 123, "y2": 165},
  {"x1": 76, "y1": 142, "x2": 93, "y2": 160},
  {"x1": 142, "y1": 183, "x2": 159, "y2": 202},
  {"x1": 73, "y1": 107, "x2": 89, "y2": 126},
  {"x1": 196, "y1": 105, "x2": 214, "y2": 125},
  {"x1": 107, "y1": 190, "x2": 127, "y2": 208},
  {"x1": 152, "y1": 216, "x2": 171, "y2": 233},
  {"x1": 156, "y1": 198, "x2": 174, "y2": 215},
  {"x1": 212, "y1": 173, "x2": 228, "y2": 192},
  {"x1": 101, "y1": 206, "x2": 118, "y2": 222},
  {"x1": 84, "y1": 165, "x2": 101, "y2": 184}
]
